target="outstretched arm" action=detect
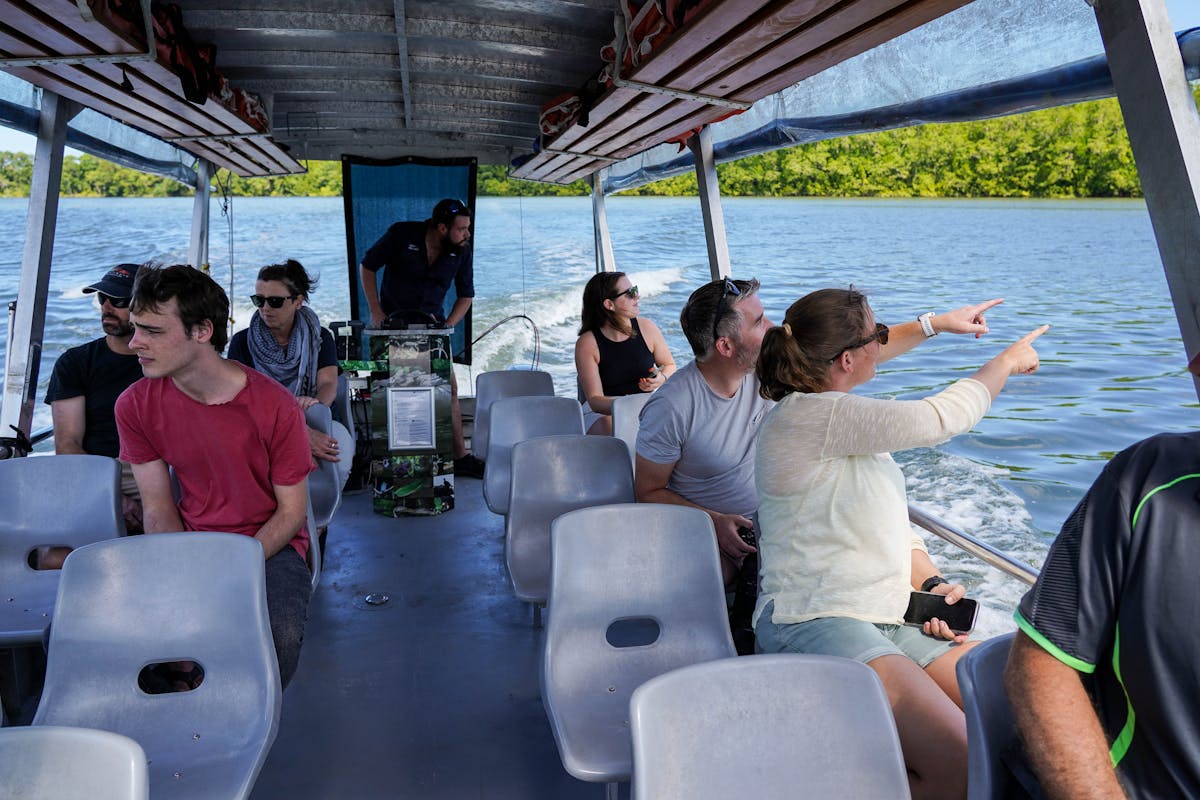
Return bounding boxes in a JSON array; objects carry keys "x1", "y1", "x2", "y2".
[
  {"x1": 880, "y1": 299, "x2": 1004, "y2": 363},
  {"x1": 1005, "y1": 631, "x2": 1128, "y2": 800}
]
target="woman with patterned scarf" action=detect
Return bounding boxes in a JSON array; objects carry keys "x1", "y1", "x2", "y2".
[{"x1": 228, "y1": 259, "x2": 351, "y2": 491}]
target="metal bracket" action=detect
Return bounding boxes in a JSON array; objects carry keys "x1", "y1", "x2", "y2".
[
  {"x1": 0, "y1": 0, "x2": 156, "y2": 68},
  {"x1": 609, "y1": 11, "x2": 752, "y2": 111}
]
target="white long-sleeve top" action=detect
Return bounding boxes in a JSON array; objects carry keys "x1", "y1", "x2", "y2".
[{"x1": 752, "y1": 378, "x2": 992, "y2": 628}]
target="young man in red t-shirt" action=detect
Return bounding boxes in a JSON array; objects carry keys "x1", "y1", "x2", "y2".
[{"x1": 116, "y1": 264, "x2": 314, "y2": 687}]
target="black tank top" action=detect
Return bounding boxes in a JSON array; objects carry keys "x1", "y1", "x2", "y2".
[{"x1": 595, "y1": 318, "x2": 656, "y2": 397}]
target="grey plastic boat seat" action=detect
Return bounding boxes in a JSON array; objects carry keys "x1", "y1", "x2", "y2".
[
  {"x1": 303, "y1": 404, "x2": 343, "y2": 528},
  {"x1": 541, "y1": 504, "x2": 737, "y2": 785},
  {"x1": 333, "y1": 373, "x2": 355, "y2": 442},
  {"x1": 957, "y1": 632, "x2": 1020, "y2": 800},
  {"x1": 0, "y1": 454, "x2": 123, "y2": 646},
  {"x1": 0, "y1": 725, "x2": 149, "y2": 799},
  {"x1": 306, "y1": 490, "x2": 321, "y2": 594},
  {"x1": 473, "y1": 369, "x2": 555, "y2": 462},
  {"x1": 611, "y1": 392, "x2": 651, "y2": 470},
  {"x1": 483, "y1": 396, "x2": 583, "y2": 516},
  {"x1": 505, "y1": 435, "x2": 634, "y2": 605},
  {"x1": 629, "y1": 654, "x2": 910, "y2": 799},
  {"x1": 33, "y1": 532, "x2": 282, "y2": 800}
]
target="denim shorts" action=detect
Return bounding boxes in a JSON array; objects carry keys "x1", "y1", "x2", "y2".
[{"x1": 755, "y1": 601, "x2": 958, "y2": 668}]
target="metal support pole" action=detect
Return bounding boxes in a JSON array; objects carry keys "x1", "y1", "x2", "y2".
[
  {"x1": 590, "y1": 171, "x2": 616, "y2": 273},
  {"x1": 189, "y1": 158, "x2": 212, "y2": 269},
  {"x1": 687, "y1": 126, "x2": 731, "y2": 281},
  {"x1": 1092, "y1": 0, "x2": 1200, "y2": 398},
  {"x1": 1, "y1": 91, "x2": 76, "y2": 445}
]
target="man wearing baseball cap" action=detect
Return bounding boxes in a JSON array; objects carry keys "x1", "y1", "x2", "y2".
[{"x1": 44, "y1": 262, "x2": 146, "y2": 532}]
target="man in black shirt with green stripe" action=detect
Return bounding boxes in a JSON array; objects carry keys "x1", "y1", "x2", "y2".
[{"x1": 1005, "y1": 429, "x2": 1200, "y2": 799}]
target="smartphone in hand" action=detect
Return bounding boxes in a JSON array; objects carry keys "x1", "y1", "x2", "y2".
[{"x1": 903, "y1": 591, "x2": 978, "y2": 634}]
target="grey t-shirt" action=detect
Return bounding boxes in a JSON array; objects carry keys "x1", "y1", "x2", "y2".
[{"x1": 636, "y1": 360, "x2": 773, "y2": 516}]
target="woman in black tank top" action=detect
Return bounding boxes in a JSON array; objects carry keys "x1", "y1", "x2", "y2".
[{"x1": 575, "y1": 271, "x2": 677, "y2": 435}]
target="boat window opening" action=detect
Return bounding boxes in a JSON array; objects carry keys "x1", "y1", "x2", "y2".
[
  {"x1": 26, "y1": 546, "x2": 72, "y2": 571},
  {"x1": 605, "y1": 617, "x2": 662, "y2": 648},
  {"x1": 137, "y1": 661, "x2": 206, "y2": 695}
]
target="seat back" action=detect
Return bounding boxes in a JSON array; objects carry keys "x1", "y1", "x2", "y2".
[
  {"x1": 0, "y1": 725, "x2": 149, "y2": 799},
  {"x1": 473, "y1": 369, "x2": 555, "y2": 461},
  {"x1": 505, "y1": 435, "x2": 634, "y2": 604},
  {"x1": 0, "y1": 455, "x2": 124, "y2": 645},
  {"x1": 630, "y1": 654, "x2": 909, "y2": 799},
  {"x1": 304, "y1": 404, "x2": 343, "y2": 528},
  {"x1": 541, "y1": 504, "x2": 736, "y2": 783},
  {"x1": 611, "y1": 393, "x2": 651, "y2": 470},
  {"x1": 333, "y1": 373, "x2": 355, "y2": 442},
  {"x1": 957, "y1": 632, "x2": 1019, "y2": 800},
  {"x1": 34, "y1": 533, "x2": 282, "y2": 800},
  {"x1": 483, "y1": 396, "x2": 583, "y2": 515}
]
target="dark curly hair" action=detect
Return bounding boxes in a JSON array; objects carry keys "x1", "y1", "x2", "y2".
[
  {"x1": 257, "y1": 259, "x2": 317, "y2": 299},
  {"x1": 757, "y1": 287, "x2": 872, "y2": 400}
]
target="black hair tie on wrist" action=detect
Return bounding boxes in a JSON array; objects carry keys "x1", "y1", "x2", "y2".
[{"x1": 921, "y1": 575, "x2": 950, "y2": 593}]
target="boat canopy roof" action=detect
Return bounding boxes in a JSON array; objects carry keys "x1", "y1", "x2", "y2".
[{"x1": 0, "y1": 0, "x2": 1195, "y2": 191}]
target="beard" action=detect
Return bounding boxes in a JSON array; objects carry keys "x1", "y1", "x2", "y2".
[{"x1": 102, "y1": 315, "x2": 133, "y2": 337}]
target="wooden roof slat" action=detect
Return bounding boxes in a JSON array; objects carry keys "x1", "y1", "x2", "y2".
[{"x1": 0, "y1": 0, "x2": 303, "y2": 176}]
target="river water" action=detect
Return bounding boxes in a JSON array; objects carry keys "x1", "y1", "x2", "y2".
[{"x1": 1, "y1": 194, "x2": 1194, "y2": 634}]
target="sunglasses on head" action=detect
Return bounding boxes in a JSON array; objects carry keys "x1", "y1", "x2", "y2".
[
  {"x1": 612, "y1": 285, "x2": 639, "y2": 300},
  {"x1": 250, "y1": 294, "x2": 298, "y2": 309},
  {"x1": 830, "y1": 322, "x2": 889, "y2": 361},
  {"x1": 711, "y1": 277, "x2": 741, "y2": 342},
  {"x1": 97, "y1": 293, "x2": 130, "y2": 309}
]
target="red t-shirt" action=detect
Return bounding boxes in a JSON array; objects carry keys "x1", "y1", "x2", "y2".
[{"x1": 116, "y1": 362, "x2": 315, "y2": 559}]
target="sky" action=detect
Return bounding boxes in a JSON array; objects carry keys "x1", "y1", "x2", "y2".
[{"x1": 0, "y1": 1, "x2": 1196, "y2": 155}]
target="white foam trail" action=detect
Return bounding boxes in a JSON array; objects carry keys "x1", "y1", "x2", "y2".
[{"x1": 897, "y1": 449, "x2": 1044, "y2": 639}]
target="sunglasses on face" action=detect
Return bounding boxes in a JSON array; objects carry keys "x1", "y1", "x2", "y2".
[
  {"x1": 97, "y1": 293, "x2": 130, "y2": 309},
  {"x1": 612, "y1": 285, "x2": 639, "y2": 300},
  {"x1": 250, "y1": 294, "x2": 298, "y2": 309},
  {"x1": 711, "y1": 277, "x2": 741, "y2": 342},
  {"x1": 831, "y1": 322, "x2": 890, "y2": 361}
]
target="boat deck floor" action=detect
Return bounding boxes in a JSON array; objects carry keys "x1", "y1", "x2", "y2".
[{"x1": 251, "y1": 475, "x2": 615, "y2": 799}]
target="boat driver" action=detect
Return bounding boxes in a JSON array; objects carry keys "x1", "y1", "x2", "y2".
[
  {"x1": 358, "y1": 198, "x2": 484, "y2": 478},
  {"x1": 45, "y1": 262, "x2": 146, "y2": 533}
]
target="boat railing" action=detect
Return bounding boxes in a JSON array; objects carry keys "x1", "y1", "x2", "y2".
[{"x1": 908, "y1": 504, "x2": 1039, "y2": 586}]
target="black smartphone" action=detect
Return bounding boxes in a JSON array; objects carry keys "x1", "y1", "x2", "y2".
[{"x1": 903, "y1": 591, "x2": 978, "y2": 634}]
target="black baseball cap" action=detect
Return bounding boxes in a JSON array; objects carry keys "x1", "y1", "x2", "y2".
[
  {"x1": 432, "y1": 198, "x2": 469, "y2": 227},
  {"x1": 82, "y1": 263, "x2": 141, "y2": 298}
]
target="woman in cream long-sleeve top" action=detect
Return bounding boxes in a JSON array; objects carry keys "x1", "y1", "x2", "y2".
[{"x1": 753, "y1": 287, "x2": 1046, "y2": 800}]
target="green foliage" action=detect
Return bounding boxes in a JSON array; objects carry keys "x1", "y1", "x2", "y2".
[{"x1": 0, "y1": 85, "x2": 1194, "y2": 199}]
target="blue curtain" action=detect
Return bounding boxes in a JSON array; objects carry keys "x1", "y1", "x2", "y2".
[{"x1": 342, "y1": 155, "x2": 477, "y2": 363}]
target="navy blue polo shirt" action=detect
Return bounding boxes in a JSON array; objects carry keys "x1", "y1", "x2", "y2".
[
  {"x1": 360, "y1": 220, "x2": 474, "y2": 322},
  {"x1": 1015, "y1": 431, "x2": 1200, "y2": 799}
]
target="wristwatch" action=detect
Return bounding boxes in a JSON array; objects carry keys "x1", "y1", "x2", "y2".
[
  {"x1": 918, "y1": 312, "x2": 937, "y2": 338},
  {"x1": 921, "y1": 575, "x2": 949, "y2": 592}
]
